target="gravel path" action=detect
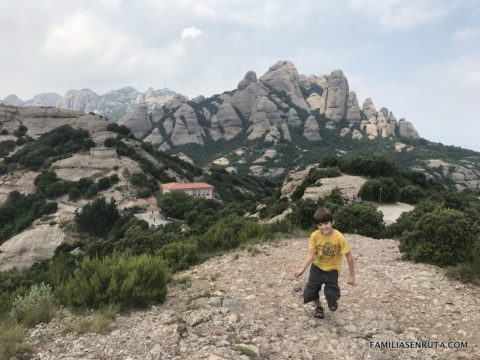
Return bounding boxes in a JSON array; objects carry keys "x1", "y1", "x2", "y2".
[{"x1": 29, "y1": 235, "x2": 480, "y2": 359}]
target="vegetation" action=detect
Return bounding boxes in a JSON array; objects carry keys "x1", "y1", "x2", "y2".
[
  {"x1": 75, "y1": 197, "x2": 121, "y2": 236},
  {"x1": 0, "y1": 191, "x2": 58, "y2": 244},
  {"x1": 9, "y1": 283, "x2": 57, "y2": 327},
  {"x1": 5, "y1": 125, "x2": 93, "y2": 170},
  {"x1": 61, "y1": 252, "x2": 169, "y2": 310}
]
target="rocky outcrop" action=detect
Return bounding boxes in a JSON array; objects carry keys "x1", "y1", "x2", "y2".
[
  {"x1": 398, "y1": 119, "x2": 419, "y2": 140},
  {"x1": 170, "y1": 104, "x2": 204, "y2": 145},
  {"x1": 303, "y1": 116, "x2": 321, "y2": 141},
  {"x1": 118, "y1": 104, "x2": 152, "y2": 139},
  {"x1": 259, "y1": 60, "x2": 309, "y2": 111},
  {"x1": 302, "y1": 175, "x2": 367, "y2": 200},
  {"x1": 346, "y1": 91, "x2": 361, "y2": 123},
  {"x1": 215, "y1": 103, "x2": 243, "y2": 140},
  {"x1": 324, "y1": 70, "x2": 349, "y2": 122},
  {"x1": 0, "y1": 224, "x2": 65, "y2": 271}
]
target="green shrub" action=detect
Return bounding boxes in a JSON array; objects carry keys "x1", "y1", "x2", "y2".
[
  {"x1": 399, "y1": 208, "x2": 479, "y2": 267},
  {"x1": 61, "y1": 252, "x2": 169, "y2": 310},
  {"x1": 157, "y1": 240, "x2": 202, "y2": 271},
  {"x1": 358, "y1": 177, "x2": 399, "y2": 203},
  {"x1": 334, "y1": 202, "x2": 385, "y2": 238},
  {"x1": 385, "y1": 199, "x2": 439, "y2": 238},
  {"x1": 287, "y1": 199, "x2": 318, "y2": 230},
  {"x1": 399, "y1": 185, "x2": 426, "y2": 204},
  {"x1": 9, "y1": 283, "x2": 58, "y2": 327},
  {"x1": 199, "y1": 215, "x2": 254, "y2": 251},
  {"x1": 75, "y1": 197, "x2": 120, "y2": 236},
  {"x1": 446, "y1": 263, "x2": 480, "y2": 285}
]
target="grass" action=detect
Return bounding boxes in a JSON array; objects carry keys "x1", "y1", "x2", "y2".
[
  {"x1": 173, "y1": 275, "x2": 193, "y2": 290},
  {"x1": 210, "y1": 272, "x2": 221, "y2": 281},
  {"x1": 62, "y1": 304, "x2": 118, "y2": 335},
  {"x1": 0, "y1": 318, "x2": 34, "y2": 360}
]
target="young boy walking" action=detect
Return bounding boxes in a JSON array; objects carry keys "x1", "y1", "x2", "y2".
[{"x1": 293, "y1": 208, "x2": 355, "y2": 319}]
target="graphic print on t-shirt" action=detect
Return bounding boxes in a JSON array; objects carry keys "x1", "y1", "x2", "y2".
[{"x1": 315, "y1": 242, "x2": 336, "y2": 260}]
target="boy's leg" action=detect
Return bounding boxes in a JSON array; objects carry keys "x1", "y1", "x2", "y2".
[
  {"x1": 324, "y1": 270, "x2": 341, "y2": 311},
  {"x1": 303, "y1": 266, "x2": 326, "y2": 319},
  {"x1": 303, "y1": 265, "x2": 323, "y2": 304}
]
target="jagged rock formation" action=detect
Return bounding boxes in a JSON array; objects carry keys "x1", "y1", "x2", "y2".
[
  {"x1": 27, "y1": 235, "x2": 480, "y2": 359},
  {"x1": 132, "y1": 60, "x2": 420, "y2": 151}
]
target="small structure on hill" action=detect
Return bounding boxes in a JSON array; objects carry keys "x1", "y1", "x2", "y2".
[
  {"x1": 161, "y1": 182, "x2": 214, "y2": 199},
  {"x1": 90, "y1": 147, "x2": 117, "y2": 159}
]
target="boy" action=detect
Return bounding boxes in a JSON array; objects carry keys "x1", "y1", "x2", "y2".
[{"x1": 293, "y1": 208, "x2": 355, "y2": 319}]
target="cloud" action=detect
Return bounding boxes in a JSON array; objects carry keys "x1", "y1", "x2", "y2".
[
  {"x1": 181, "y1": 26, "x2": 203, "y2": 40},
  {"x1": 347, "y1": 0, "x2": 456, "y2": 30},
  {"x1": 454, "y1": 27, "x2": 480, "y2": 40}
]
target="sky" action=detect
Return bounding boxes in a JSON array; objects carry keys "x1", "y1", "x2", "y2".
[{"x1": 1, "y1": 0, "x2": 479, "y2": 151}]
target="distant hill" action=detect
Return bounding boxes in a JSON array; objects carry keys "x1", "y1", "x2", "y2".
[{"x1": 1, "y1": 87, "x2": 178, "y2": 122}]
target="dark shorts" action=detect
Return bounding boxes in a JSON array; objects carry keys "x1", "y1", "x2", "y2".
[{"x1": 303, "y1": 265, "x2": 340, "y2": 305}]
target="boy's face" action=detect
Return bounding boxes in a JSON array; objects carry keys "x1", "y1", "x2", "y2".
[{"x1": 318, "y1": 220, "x2": 334, "y2": 235}]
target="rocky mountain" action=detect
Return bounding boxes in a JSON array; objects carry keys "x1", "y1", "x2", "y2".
[
  {"x1": 108, "y1": 60, "x2": 478, "y2": 191},
  {"x1": 1, "y1": 87, "x2": 177, "y2": 122}
]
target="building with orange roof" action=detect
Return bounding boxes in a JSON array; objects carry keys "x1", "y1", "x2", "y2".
[{"x1": 161, "y1": 182, "x2": 214, "y2": 199}]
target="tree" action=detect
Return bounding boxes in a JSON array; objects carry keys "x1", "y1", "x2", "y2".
[{"x1": 75, "y1": 197, "x2": 120, "y2": 236}]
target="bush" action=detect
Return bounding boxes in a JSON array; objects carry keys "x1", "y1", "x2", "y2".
[
  {"x1": 9, "y1": 283, "x2": 58, "y2": 327},
  {"x1": 358, "y1": 177, "x2": 399, "y2": 203},
  {"x1": 399, "y1": 185, "x2": 427, "y2": 204},
  {"x1": 199, "y1": 215, "x2": 253, "y2": 251},
  {"x1": 399, "y1": 208, "x2": 479, "y2": 267},
  {"x1": 61, "y1": 252, "x2": 169, "y2": 310},
  {"x1": 157, "y1": 240, "x2": 202, "y2": 272},
  {"x1": 75, "y1": 197, "x2": 120, "y2": 236},
  {"x1": 287, "y1": 199, "x2": 318, "y2": 230},
  {"x1": 334, "y1": 202, "x2": 385, "y2": 238}
]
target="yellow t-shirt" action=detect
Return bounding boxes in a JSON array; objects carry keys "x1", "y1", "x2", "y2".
[{"x1": 309, "y1": 229, "x2": 350, "y2": 272}]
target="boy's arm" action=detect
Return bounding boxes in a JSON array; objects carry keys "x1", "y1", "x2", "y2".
[
  {"x1": 345, "y1": 251, "x2": 355, "y2": 285},
  {"x1": 293, "y1": 252, "x2": 314, "y2": 278}
]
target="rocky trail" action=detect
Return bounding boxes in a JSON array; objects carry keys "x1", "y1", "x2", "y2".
[{"x1": 29, "y1": 235, "x2": 480, "y2": 359}]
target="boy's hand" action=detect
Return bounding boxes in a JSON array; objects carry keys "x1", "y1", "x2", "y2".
[
  {"x1": 347, "y1": 274, "x2": 355, "y2": 286},
  {"x1": 293, "y1": 269, "x2": 304, "y2": 278}
]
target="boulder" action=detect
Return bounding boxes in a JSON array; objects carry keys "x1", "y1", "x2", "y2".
[{"x1": 398, "y1": 119, "x2": 420, "y2": 139}]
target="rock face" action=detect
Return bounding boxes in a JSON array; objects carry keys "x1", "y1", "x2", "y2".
[
  {"x1": 0, "y1": 224, "x2": 65, "y2": 271},
  {"x1": 324, "y1": 70, "x2": 349, "y2": 122},
  {"x1": 259, "y1": 60, "x2": 309, "y2": 111},
  {"x1": 28, "y1": 236, "x2": 480, "y2": 359},
  {"x1": 118, "y1": 104, "x2": 151, "y2": 139}
]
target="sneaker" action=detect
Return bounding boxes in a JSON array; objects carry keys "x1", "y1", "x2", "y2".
[
  {"x1": 314, "y1": 306, "x2": 325, "y2": 319},
  {"x1": 328, "y1": 301, "x2": 338, "y2": 312}
]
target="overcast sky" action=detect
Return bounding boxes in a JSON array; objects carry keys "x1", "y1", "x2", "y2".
[{"x1": 1, "y1": 0, "x2": 479, "y2": 151}]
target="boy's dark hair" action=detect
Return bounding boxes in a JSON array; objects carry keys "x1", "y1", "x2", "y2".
[{"x1": 313, "y1": 207, "x2": 333, "y2": 224}]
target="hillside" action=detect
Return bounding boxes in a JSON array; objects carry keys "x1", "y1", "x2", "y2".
[{"x1": 28, "y1": 235, "x2": 480, "y2": 359}]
